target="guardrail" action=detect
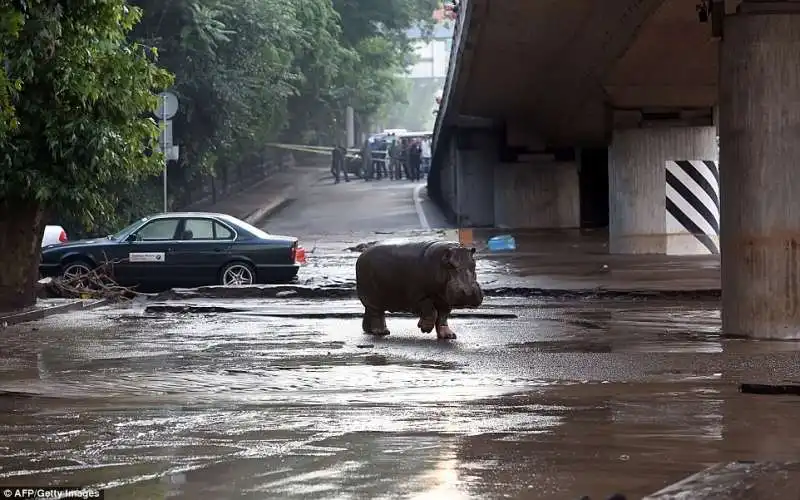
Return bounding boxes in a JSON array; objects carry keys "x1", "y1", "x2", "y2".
[
  {"x1": 265, "y1": 143, "x2": 363, "y2": 158},
  {"x1": 431, "y1": 0, "x2": 470, "y2": 157}
]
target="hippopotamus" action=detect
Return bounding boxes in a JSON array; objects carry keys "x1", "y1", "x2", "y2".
[{"x1": 355, "y1": 240, "x2": 483, "y2": 339}]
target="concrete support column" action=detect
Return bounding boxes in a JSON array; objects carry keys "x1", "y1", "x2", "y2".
[
  {"x1": 494, "y1": 161, "x2": 580, "y2": 229},
  {"x1": 608, "y1": 126, "x2": 717, "y2": 254},
  {"x1": 454, "y1": 131, "x2": 496, "y2": 227},
  {"x1": 720, "y1": 4, "x2": 800, "y2": 339},
  {"x1": 434, "y1": 135, "x2": 458, "y2": 222}
]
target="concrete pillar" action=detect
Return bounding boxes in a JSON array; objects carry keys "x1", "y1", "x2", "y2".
[
  {"x1": 435, "y1": 136, "x2": 458, "y2": 221},
  {"x1": 608, "y1": 126, "x2": 717, "y2": 254},
  {"x1": 454, "y1": 131, "x2": 496, "y2": 227},
  {"x1": 719, "y1": 4, "x2": 800, "y2": 339},
  {"x1": 494, "y1": 162, "x2": 580, "y2": 229}
]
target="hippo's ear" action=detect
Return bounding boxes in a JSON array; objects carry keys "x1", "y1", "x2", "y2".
[{"x1": 441, "y1": 248, "x2": 455, "y2": 266}]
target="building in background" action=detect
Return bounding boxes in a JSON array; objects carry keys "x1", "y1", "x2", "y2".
[{"x1": 406, "y1": 23, "x2": 453, "y2": 80}]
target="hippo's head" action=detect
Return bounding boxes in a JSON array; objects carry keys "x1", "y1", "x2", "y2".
[{"x1": 441, "y1": 246, "x2": 483, "y2": 308}]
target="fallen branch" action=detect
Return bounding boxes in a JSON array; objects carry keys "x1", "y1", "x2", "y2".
[{"x1": 43, "y1": 252, "x2": 146, "y2": 301}]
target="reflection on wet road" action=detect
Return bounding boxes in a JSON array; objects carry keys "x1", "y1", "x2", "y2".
[{"x1": 3, "y1": 299, "x2": 800, "y2": 498}]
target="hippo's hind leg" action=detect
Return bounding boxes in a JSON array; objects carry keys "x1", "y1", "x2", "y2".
[
  {"x1": 434, "y1": 305, "x2": 456, "y2": 340},
  {"x1": 362, "y1": 306, "x2": 390, "y2": 336},
  {"x1": 415, "y1": 299, "x2": 437, "y2": 334}
]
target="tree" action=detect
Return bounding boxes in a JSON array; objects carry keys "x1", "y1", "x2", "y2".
[
  {"x1": 287, "y1": 0, "x2": 440, "y2": 139},
  {"x1": 0, "y1": 0, "x2": 172, "y2": 312},
  {"x1": 129, "y1": 0, "x2": 308, "y2": 206},
  {"x1": 0, "y1": 0, "x2": 444, "y2": 308}
]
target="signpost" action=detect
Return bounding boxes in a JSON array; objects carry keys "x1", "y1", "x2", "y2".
[{"x1": 155, "y1": 91, "x2": 178, "y2": 213}]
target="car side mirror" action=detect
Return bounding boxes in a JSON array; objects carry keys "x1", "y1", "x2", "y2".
[{"x1": 126, "y1": 233, "x2": 140, "y2": 242}]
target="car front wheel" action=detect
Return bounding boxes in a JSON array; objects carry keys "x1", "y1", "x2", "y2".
[
  {"x1": 220, "y1": 262, "x2": 255, "y2": 286},
  {"x1": 61, "y1": 260, "x2": 94, "y2": 288}
]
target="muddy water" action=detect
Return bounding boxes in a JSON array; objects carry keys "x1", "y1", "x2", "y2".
[
  {"x1": 1, "y1": 298, "x2": 800, "y2": 499},
  {"x1": 290, "y1": 229, "x2": 720, "y2": 293}
]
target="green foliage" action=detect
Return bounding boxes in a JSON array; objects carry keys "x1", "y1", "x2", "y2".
[
  {"x1": 0, "y1": 0, "x2": 173, "y2": 230},
  {"x1": 0, "y1": 6, "x2": 24, "y2": 135},
  {"x1": 325, "y1": 0, "x2": 441, "y2": 128},
  {"x1": 121, "y1": 0, "x2": 442, "y2": 215},
  {"x1": 2, "y1": 0, "x2": 444, "y2": 234}
]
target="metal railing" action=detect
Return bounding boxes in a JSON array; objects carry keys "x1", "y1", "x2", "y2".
[{"x1": 431, "y1": 0, "x2": 470, "y2": 158}]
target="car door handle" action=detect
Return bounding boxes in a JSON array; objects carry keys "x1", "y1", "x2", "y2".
[{"x1": 213, "y1": 248, "x2": 222, "y2": 252}]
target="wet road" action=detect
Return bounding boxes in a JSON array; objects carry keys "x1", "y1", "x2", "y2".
[
  {"x1": 264, "y1": 175, "x2": 445, "y2": 236},
  {"x1": 3, "y1": 298, "x2": 800, "y2": 498},
  {"x1": 3, "y1": 178, "x2": 799, "y2": 498}
]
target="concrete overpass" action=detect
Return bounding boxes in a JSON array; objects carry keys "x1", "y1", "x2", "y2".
[{"x1": 427, "y1": 0, "x2": 800, "y2": 339}]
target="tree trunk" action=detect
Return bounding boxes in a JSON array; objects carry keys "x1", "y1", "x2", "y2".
[{"x1": 0, "y1": 197, "x2": 44, "y2": 313}]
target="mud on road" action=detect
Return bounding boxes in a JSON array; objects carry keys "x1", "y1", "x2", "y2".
[{"x1": 2, "y1": 298, "x2": 800, "y2": 499}]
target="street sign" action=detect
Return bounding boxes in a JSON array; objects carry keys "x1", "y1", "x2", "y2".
[
  {"x1": 154, "y1": 91, "x2": 178, "y2": 119},
  {"x1": 158, "y1": 119, "x2": 173, "y2": 148}
]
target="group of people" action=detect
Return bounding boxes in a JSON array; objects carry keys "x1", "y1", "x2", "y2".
[
  {"x1": 329, "y1": 134, "x2": 433, "y2": 184},
  {"x1": 362, "y1": 134, "x2": 431, "y2": 182}
]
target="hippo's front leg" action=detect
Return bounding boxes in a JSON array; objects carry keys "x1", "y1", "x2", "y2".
[
  {"x1": 362, "y1": 307, "x2": 390, "y2": 336},
  {"x1": 415, "y1": 299, "x2": 437, "y2": 333},
  {"x1": 434, "y1": 306, "x2": 456, "y2": 339}
]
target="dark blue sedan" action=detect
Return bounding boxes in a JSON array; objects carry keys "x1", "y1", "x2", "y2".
[{"x1": 40, "y1": 212, "x2": 301, "y2": 289}]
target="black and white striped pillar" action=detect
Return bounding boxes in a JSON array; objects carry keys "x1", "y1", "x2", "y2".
[
  {"x1": 608, "y1": 126, "x2": 717, "y2": 254},
  {"x1": 665, "y1": 160, "x2": 720, "y2": 255}
]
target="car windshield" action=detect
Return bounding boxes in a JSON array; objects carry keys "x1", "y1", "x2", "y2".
[
  {"x1": 108, "y1": 217, "x2": 149, "y2": 240},
  {"x1": 221, "y1": 215, "x2": 272, "y2": 239}
]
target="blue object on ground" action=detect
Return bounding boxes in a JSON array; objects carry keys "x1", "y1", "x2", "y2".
[{"x1": 487, "y1": 234, "x2": 516, "y2": 252}]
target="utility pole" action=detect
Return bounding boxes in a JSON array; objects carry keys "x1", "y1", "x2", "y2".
[{"x1": 154, "y1": 91, "x2": 179, "y2": 213}]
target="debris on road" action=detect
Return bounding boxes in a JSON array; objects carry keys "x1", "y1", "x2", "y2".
[
  {"x1": 142, "y1": 302, "x2": 517, "y2": 319},
  {"x1": 347, "y1": 241, "x2": 379, "y2": 252},
  {"x1": 740, "y1": 383, "x2": 800, "y2": 396},
  {"x1": 151, "y1": 283, "x2": 721, "y2": 302},
  {"x1": 145, "y1": 304, "x2": 248, "y2": 314},
  {"x1": 38, "y1": 257, "x2": 146, "y2": 302}
]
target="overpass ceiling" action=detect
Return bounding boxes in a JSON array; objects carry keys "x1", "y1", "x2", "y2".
[
  {"x1": 454, "y1": 0, "x2": 718, "y2": 145},
  {"x1": 604, "y1": 0, "x2": 718, "y2": 108}
]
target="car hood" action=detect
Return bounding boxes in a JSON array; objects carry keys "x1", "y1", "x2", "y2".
[{"x1": 42, "y1": 237, "x2": 110, "y2": 251}]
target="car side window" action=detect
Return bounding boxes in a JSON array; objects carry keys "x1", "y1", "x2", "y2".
[
  {"x1": 214, "y1": 222, "x2": 234, "y2": 240},
  {"x1": 182, "y1": 219, "x2": 215, "y2": 240},
  {"x1": 136, "y1": 219, "x2": 180, "y2": 241}
]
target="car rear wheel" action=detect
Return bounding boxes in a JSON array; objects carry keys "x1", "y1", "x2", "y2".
[{"x1": 220, "y1": 262, "x2": 255, "y2": 286}]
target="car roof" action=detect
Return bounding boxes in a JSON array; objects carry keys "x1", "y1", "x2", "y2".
[{"x1": 148, "y1": 212, "x2": 237, "y2": 220}]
